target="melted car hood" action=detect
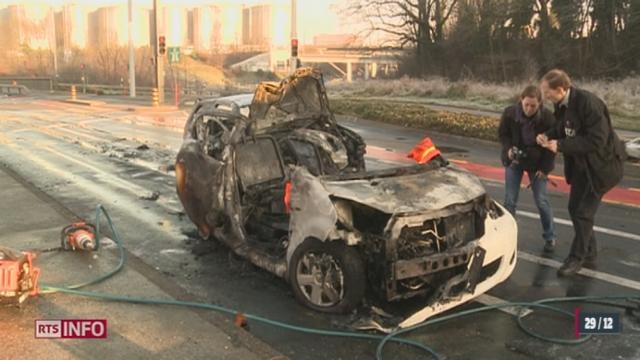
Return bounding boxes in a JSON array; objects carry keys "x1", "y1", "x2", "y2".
[{"x1": 321, "y1": 165, "x2": 486, "y2": 214}]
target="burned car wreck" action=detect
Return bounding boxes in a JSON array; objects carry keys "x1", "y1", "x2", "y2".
[{"x1": 175, "y1": 68, "x2": 517, "y2": 329}]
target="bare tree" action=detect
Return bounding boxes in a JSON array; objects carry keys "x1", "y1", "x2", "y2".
[
  {"x1": 94, "y1": 46, "x2": 127, "y2": 84},
  {"x1": 346, "y1": 0, "x2": 458, "y2": 75}
]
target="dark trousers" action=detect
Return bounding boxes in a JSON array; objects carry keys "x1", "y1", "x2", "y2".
[{"x1": 567, "y1": 170, "x2": 603, "y2": 261}]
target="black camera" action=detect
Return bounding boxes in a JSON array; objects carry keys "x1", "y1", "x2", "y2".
[{"x1": 511, "y1": 146, "x2": 527, "y2": 165}]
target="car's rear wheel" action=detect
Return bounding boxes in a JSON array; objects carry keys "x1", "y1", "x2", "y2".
[{"x1": 289, "y1": 238, "x2": 365, "y2": 313}]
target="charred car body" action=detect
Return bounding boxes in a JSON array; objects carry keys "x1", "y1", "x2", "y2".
[{"x1": 175, "y1": 68, "x2": 517, "y2": 328}]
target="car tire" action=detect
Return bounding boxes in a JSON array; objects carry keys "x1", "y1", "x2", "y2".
[{"x1": 289, "y1": 238, "x2": 365, "y2": 314}]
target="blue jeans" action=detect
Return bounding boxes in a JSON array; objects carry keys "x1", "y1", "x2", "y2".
[{"x1": 504, "y1": 164, "x2": 556, "y2": 242}]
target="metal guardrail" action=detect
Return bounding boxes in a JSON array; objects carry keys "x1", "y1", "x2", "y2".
[
  {"x1": 0, "y1": 77, "x2": 52, "y2": 91},
  {"x1": 0, "y1": 84, "x2": 29, "y2": 96},
  {"x1": 55, "y1": 82, "x2": 220, "y2": 98},
  {"x1": 56, "y1": 83, "x2": 155, "y2": 96}
]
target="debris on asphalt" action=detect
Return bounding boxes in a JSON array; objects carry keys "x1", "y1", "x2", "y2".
[{"x1": 139, "y1": 191, "x2": 160, "y2": 201}]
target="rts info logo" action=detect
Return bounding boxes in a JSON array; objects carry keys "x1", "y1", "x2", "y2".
[{"x1": 35, "y1": 319, "x2": 108, "y2": 339}]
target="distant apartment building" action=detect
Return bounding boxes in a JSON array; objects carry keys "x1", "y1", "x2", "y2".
[
  {"x1": 88, "y1": 5, "x2": 150, "y2": 49},
  {"x1": 241, "y1": 2, "x2": 290, "y2": 49},
  {"x1": 162, "y1": 2, "x2": 242, "y2": 53},
  {"x1": 0, "y1": 4, "x2": 54, "y2": 50},
  {"x1": 190, "y1": 5, "x2": 224, "y2": 52},
  {"x1": 242, "y1": 4, "x2": 271, "y2": 47},
  {"x1": 55, "y1": 4, "x2": 89, "y2": 54},
  {"x1": 0, "y1": 5, "x2": 21, "y2": 49},
  {"x1": 88, "y1": 6, "x2": 122, "y2": 48},
  {"x1": 159, "y1": 4, "x2": 188, "y2": 47}
]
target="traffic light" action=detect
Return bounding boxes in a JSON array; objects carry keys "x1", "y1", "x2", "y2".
[
  {"x1": 291, "y1": 38, "x2": 298, "y2": 57},
  {"x1": 158, "y1": 36, "x2": 166, "y2": 56}
]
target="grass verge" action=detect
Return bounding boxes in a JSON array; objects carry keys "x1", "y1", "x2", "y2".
[
  {"x1": 331, "y1": 98, "x2": 500, "y2": 141},
  {"x1": 327, "y1": 77, "x2": 640, "y2": 133}
]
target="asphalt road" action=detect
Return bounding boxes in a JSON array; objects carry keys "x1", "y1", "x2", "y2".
[{"x1": 1, "y1": 95, "x2": 638, "y2": 360}]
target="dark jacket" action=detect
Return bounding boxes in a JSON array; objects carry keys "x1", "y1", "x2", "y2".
[
  {"x1": 498, "y1": 103, "x2": 557, "y2": 173},
  {"x1": 546, "y1": 87, "x2": 626, "y2": 195}
]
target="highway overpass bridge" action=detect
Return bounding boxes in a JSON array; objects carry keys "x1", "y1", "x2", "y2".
[{"x1": 298, "y1": 48, "x2": 404, "y2": 82}]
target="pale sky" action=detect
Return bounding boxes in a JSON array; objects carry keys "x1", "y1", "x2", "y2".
[
  {"x1": 0, "y1": 0, "x2": 351, "y2": 44},
  {"x1": 0, "y1": 0, "x2": 302, "y2": 10}
]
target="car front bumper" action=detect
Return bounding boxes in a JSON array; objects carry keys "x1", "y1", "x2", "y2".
[{"x1": 397, "y1": 202, "x2": 518, "y2": 328}]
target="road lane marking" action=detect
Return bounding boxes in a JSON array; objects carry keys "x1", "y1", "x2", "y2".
[
  {"x1": 518, "y1": 251, "x2": 640, "y2": 291},
  {"x1": 1, "y1": 145, "x2": 185, "y2": 240},
  {"x1": 453, "y1": 179, "x2": 640, "y2": 240},
  {"x1": 131, "y1": 171, "x2": 154, "y2": 178},
  {"x1": 619, "y1": 260, "x2": 640, "y2": 269},
  {"x1": 475, "y1": 294, "x2": 533, "y2": 317},
  {"x1": 517, "y1": 210, "x2": 640, "y2": 242}
]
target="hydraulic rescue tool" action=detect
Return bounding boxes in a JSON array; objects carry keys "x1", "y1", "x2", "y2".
[
  {"x1": 0, "y1": 246, "x2": 40, "y2": 304},
  {"x1": 61, "y1": 222, "x2": 97, "y2": 251}
]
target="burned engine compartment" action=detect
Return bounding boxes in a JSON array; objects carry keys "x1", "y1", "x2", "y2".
[{"x1": 350, "y1": 194, "x2": 497, "y2": 302}]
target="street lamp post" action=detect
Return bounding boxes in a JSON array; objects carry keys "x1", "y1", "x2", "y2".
[
  {"x1": 290, "y1": 0, "x2": 297, "y2": 74},
  {"x1": 128, "y1": 0, "x2": 136, "y2": 97},
  {"x1": 152, "y1": 0, "x2": 164, "y2": 104},
  {"x1": 49, "y1": 8, "x2": 58, "y2": 92}
]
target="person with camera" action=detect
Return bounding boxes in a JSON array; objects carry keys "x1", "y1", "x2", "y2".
[
  {"x1": 499, "y1": 85, "x2": 557, "y2": 252},
  {"x1": 537, "y1": 69, "x2": 626, "y2": 276}
]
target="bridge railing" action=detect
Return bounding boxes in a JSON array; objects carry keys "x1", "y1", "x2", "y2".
[
  {"x1": 0, "y1": 77, "x2": 52, "y2": 91},
  {"x1": 55, "y1": 83, "x2": 219, "y2": 97},
  {"x1": 0, "y1": 84, "x2": 30, "y2": 96},
  {"x1": 56, "y1": 83, "x2": 156, "y2": 96}
]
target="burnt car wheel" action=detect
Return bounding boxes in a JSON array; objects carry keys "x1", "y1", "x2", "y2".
[{"x1": 289, "y1": 238, "x2": 365, "y2": 314}]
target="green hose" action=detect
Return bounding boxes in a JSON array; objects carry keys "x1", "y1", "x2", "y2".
[
  {"x1": 39, "y1": 204, "x2": 125, "y2": 294},
  {"x1": 37, "y1": 205, "x2": 640, "y2": 360}
]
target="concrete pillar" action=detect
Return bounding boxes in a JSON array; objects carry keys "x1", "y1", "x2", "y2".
[
  {"x1": 371, "y1": 62, "x2": 378, "y2": 78},
  {"x1": 364, "y1": 62, "x2": 369, "y2": 80},
  {"x1": 346, "y1": 62, "x2": 352, "y2": 83}
]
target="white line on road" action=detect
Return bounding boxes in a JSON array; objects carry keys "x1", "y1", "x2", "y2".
[
  {"x1": 517, "y1": 210, "x2": 640, "y2": 242},
  {"x1": 518, "y1": 251, "x2": 640, "y2": 291},
  {"x1": 131, "y1": 171, "x2": 154, "y2": 179},
  {"x1": 477, "y1": 166, "x2": 640, "y2": 291},
  {"x1": 475, "y1": 294, "x2": 533, "y2": 317}
]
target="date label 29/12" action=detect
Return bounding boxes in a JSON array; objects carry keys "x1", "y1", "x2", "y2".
[{"x1": 576, "y1": 310, "x2": 622, "y2": 336}]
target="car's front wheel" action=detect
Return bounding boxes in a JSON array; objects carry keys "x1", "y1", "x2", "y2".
[{"x1": 289, "y1": 238, "x2": 365, "y2": 313}]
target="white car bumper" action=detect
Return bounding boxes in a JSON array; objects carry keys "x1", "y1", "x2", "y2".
[{"x1": 398, "y1": 203, "x2": 518, "y2": 328}]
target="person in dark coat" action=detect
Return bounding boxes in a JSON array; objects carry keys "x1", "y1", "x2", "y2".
[
  {"x1": 499, "y1": 85, "x2": 557, "y2": 252},
  {"x1": 537, "y1": 69, "x2": 626, "y2": 276}
]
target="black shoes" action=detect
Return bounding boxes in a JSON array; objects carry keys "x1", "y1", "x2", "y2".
[
  {"x1": 557, "y1": 258, "x2": 583, "y2": 276},
  {"x1": 543, "y1": 239, "x2": 556, "y2": 253}
]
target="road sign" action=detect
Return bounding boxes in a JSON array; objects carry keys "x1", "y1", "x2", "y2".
[{"x1": 168, "y1": 47, "x2": 180, "y2": 64}]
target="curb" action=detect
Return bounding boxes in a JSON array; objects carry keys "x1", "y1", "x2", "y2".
[
  {"x1": 61, "y1": 99, "x2": 100, "y2": 106},
  {"x1": 132, "y1": 106, "x2": 180, "y2": 113}
]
